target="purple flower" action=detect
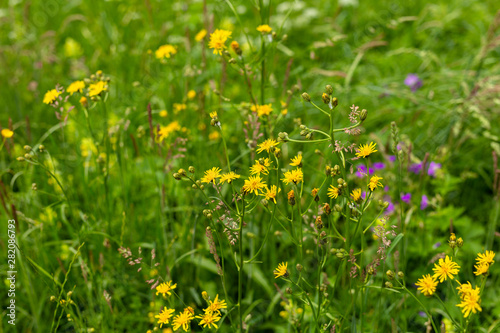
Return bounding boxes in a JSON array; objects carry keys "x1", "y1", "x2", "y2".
[
  {"x1": 384, "y1": 196, "x2": 395, "y2": 214},
  {"x1": 388, "y1": 155, "x2": 396, "y2": 162},
  {"x1": 420, "y1": 195, "x2": 429, "y2": 210},
  {"x1": 428, "y1": 161, "x2": 441, "y2": 177},
  {"x1": 409, "y1": 163, "x2": 423, "y2": 174},
  {"x1": 401, "y1": 193, "x2": 411, "y2": 204},
  {"x1": 384, "y1": 186, "x2": 390, "y2": 192},
  {"x1": 404, "y1": 73, "x2": 423, "y2": 92},
  {"x1": 356, "y1": 165, "x2": 373, "y2": 178},
  {"x1": 361, "y1": 191, "x2": 367, "y2": 200},
  {"x1": 418, "y1": 311, "x2": 426, "y2": 318},
  {"x1": 373, "y1": 162, "x2": 386, "y2": 170},
  {"x1": 433, "y1": 242, "x2": 441, "y2": 249}
]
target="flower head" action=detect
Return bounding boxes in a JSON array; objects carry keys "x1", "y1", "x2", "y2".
[
  {"x1": 1, "y1": 129, "x2": 14, "y2": 139},
  {"x1": 242, "y1": 176, "x2": 266, "y2": 195},
  {"x1": 261, "y1": 185, "x2": 281, "y2": 204},
  {"x1": 155, "y1": 307, "x2": 175, "y2": 327},
  {"x1": 156, "y1": 121, "x2": 181, "y2": 142},
  {"x1": 172, "y1": 308, "x2": 194, "y2": 332},
  {"x1": 195, "y1": 29, "x2": 207, "y2": 42},
  {"x1": 88, "y1": 81, "x2": 107, "y2": 97},
  {"x1": 187, "y1": 90, "x2": 196, "y2": 99},
  {"x1": 257, "y1": 24, "x2": 272, "y2": 33},
  {"x1": 256, "y1": 138, "x2": 279, "y2": 154},
  {"x1": 250, "y1": 158, "x2": 271, "y2": 175},
  {"x1": 201, "y1": 167, "x2": 222, "y2": 184},
  {"x1": 355, "y1": 142, "x2": 378, "y2": 158},
  {"x1": 67, "y1": 81, "x2": 85, "y2": 95},
  {"x1": 196, "y1": 311, "x2": 221, "y2": 329},
  {"x1": 274, "y1": 262, "x2": 289, "y2": 279},
  {"x1": 251, "y1": 104, "x2": 273, "y2": 117},
  {"x1": 351, "y1": 188, "x2": 362, "y2": 202},
  {"x1": 476, "y1": 250, "x2": 495, "y2": 267},
  {"x1": 415, "y1": 274, "x2": 438, "y2": 296},
  {"x1": 209, "y1": 29, "x2": 232, "y2": 55},
  {"x1": 420, "y1": 195, "x2": 429, "y2": 210},
  {"x1": 368, "y1": 175, "x2": 383, "y2": 191},
  {"x1": 327, "y1": 185, "x2": 339, "y2": 199},
  {"x1": 474, "y1": 262, "x2": 490, "y2": 276},
  {"x1": 404, "y1": 73, "x2": 423, "y2": 92},
  {"x1": 43, "y1": 89, "x2": 61, "y2": 104},
  {"x1": 204, "y1": 294, "x2": 227, "y2": 314},
  {"x1": 155, "y1": 44, "x2": 177, "y2": 59},
  {"x1": 282, "y1": 168, "x2": 303, "y2": 185},
  {"x1": 432, "y1": 255, "x2": 460, "y2": 283},
  {"x1": 290, "y1": 154, "x2": 303, "y2": 167},
  {"x1": 456, "y1": 286, "x2": 481, "y2": 318},
  {"x1": 155, "y1": 281, "x2": 177, "y2": 297},
  {"x1": 219, "y1": 171, "x2": 240, "y2": 184}
]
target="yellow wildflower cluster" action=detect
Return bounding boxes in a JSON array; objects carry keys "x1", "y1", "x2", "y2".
[
  {"x1": 208, "y1": 29, "x2": 232, "y2": 55},
  {"x1": 155, "y1": 44, "x2": 177, "y2": 59},
  {"x1": 251, "y1": 104, "x2": 273, "y2": 117}
]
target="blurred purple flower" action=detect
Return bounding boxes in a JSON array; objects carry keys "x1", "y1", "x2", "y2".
[
  {"x1": 428, "y1": 161, "x2": 441, "y2": 177},
  {"x1": 356, "y1": 165, "x2": 373, "y2": 178},
  {"x1": 418, "y1": 311, "x2": 426, "y2": 318},
  {"x1": 401, "y1": 193, "x2": 411, "y2": 204},
  {"x1": 373, "y1": 162, "x2": 386, "y2": 170},
  {"x1": 409, "y1": 163, "x2": 423, "y2": 174},
  {"x1": 384, "y1": 196, "x2": 395, "y2": 214},
  {"x1": 404, "y1": 74, "x2": 423, "y2": 92},
  {"x1": 388, "y1": 155, "x2": 396, "y2": 162},
  {"x1": 361, "y1": 191, "x2": 367, "y2": 200},
  {"x1": 420, "y1": 195, "x2": 429, "y2": 210},
  {"x1": 433, "y1": 242, "x2": 441, "y2": 249},
  {"x1": 384, "y1": 186, "x2": 390, "y2": 192}
]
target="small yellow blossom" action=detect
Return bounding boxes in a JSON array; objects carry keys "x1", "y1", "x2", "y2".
[
  {"x1": 261, "y1": 185, "x2": 281, "y2": 204},
  {"x1": 208, "y1": 29, "x2": 232, "y2": 55},
  {"x1": 251, "y1": 104, "x2": 273, "y2": 117},
  {"x1": 476, "y1": 250, "x2": 495, "y2": 267},
  {"x1": 159, "y1": 110, "x2": 168, "y2": 117},
  {"x1": 274, "y1": 262, "x2": 289, "y2": 279},
  {"x1": 155, "y1": 44, "x2": 177, "y2": 59},
  {"x1": 250, "y1": 158, "x2": 271, "y2": 175},
  {"x1": 209, "y1": 131, "x2": 220, "y2": 140},
  {"x1": 173, "y1": 103, "x2": 187, "y2": 113},
  {"x1": 282, "y1": 168, "x2": 303, "y2": 185},
  {"x1": 204, "y1": 294, "x2": 227, "y2": 314},
  {"x1": 210, "y1": 111, "x2": 218, "y2": 119},
  {"x1": 157, "y1": 121, "x2": 181, "y2": 142},
  {"x1": 256, "y1": 138, "x2": 279, "y2": 154},
  {"x1": 474, "y1": 262, "x2": 490, "y2": 276},
  {"x1": 415, "y1": 274, "x2": 438, "y2": 296},
  {"x1": 290, "y1": 154, "x2": 302, "y2": 167},
  {"x1": 187, "y1": 90, "x2": 196, "y2": 99},
  {"x1": 230, "y1": 41, "x2": 240, "y2": 52},
  {"x1": 201, "y1": 167, "x2": 222, "y2": 184},
  {"x1": 196, "y1": 311, "x2": 221, "y2": 329},
  {"x1": 432, "y1": 255, "x2": 460, "y2": 283},
  {"x1": 1, "y1": 129, "x2": 14, "y2": 138},
  {"x1": 43, "y1": 89, "x2": 61, "y2": 104},
  {"x1": 219, "y1": 171, "x2": 240, "y2": 184},
  {"x1": 456, "y1": 286, "x2": 481, "y2": 318},
  {"x1": 356, "y1": 142, "x2": 378, "y2": 158},
  {"x1": 79, "y1": 96, "x2": 88, "y2": 107},
  {"x1": 172, "y1": 309, "x2": 194, "y2": 332},
  {"x1": 257, "y1": 24, "x2": 272, "y2": 33},
  {"x1": 155, "y1": 307, "x2": 175, "y2": 327},
  {"x1": 242, "y1": 176, "x2": 266, "y2": 195},
  {"x1": 88, "y1": 81, "x2": 107, "y2": 97},
  {"x1": 368, "y1": 175, "x2": 383, "y2": 191},
  {"x1": 195, "y1": 29, "x2": 207, "y2": 42},
  {"x1": 155, "y1": 281, "x2": 177, "y2": 297},
  {"x1": 327, "y1": 185, "x2": 339, "y2": 199},
  {"x1": 457, "y1": 281, "x2": 473, "y2": 299},
  {"x1": 66, "y1": 81, "x2": 85, "y2": 95},
  {"x1": 351, "y1": 188, "x2": 362, "y2": 202}
]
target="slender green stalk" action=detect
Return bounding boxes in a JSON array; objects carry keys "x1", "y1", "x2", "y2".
[{"x1": 238, "y1": 199, "x2": 246, "y2": 332}]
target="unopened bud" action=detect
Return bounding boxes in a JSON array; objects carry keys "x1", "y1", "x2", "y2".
[
  {"x1": 386, "y1": 270, "x2": 395, "y2": 280},
  {"x1": 457, "y1": 238, "x2": 463, "y2": 247},
  {"x1": 296, "y1": 264, "x2": 303, "y2": 272},
  {"x1": 173, "y1": 173, "x2": 182, "y2": 180},
  {"x1": 385, "y1": 281, "x2": 393, "y2": 288},
  {"x1": 360, "y1": 109, "x2": 368, "y2": 121},
  {"x1": 301, "y1": 92, "x2": 311, "y2": 102},
  {"x1": 188, "y1": 166, "x2": 195, "y2": 173},
  {"x1": 24, "y1": 145, "x2": 32, "y2": 151},
  {"x1": 331, "y1": 97, "x2": 338, "y2": 107},
  {"x1": 202, "y1": 291, "x2": 209, "y2": 301},
  {"x1": 325, "y1": 85, "x2": 333, "y2": 95},
  {"x1": 322, "y1": 93, "x2": 330, "y2": 104},
  {"x1": 397, "y1": 271, "x2": 404, "y2": 279}
]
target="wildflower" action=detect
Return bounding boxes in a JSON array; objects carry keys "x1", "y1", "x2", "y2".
[
  {"x1": 401, "y1": 193, "x2": 411, "y2": 204},
  {"x1": 432, "y1": 255, "x2": 460, "y2": 283},
  {"x1": 88, "y1": 81, "x2": 107, "y2": 97},
  {"x1": 404, "y1": 73, "x2": 423, "y2": 92},
  {"x1": 257, "y1": 24, "x2": 272, "y2": 33},
  {"x1": 351, "y1": 188, "x2": 362, "y2": 202},
  {"x1": 287, "y1": 190, "x2": 295, "y2": 206},
  {"x1": 409, "y1": 163, "x2": 423, "y2": 174},
  {"x1": 251, "y1": 104, "x2": 273, "y2": 117},
  {"x1": 187, "y1": 90, "x2": 196, "y2": 99},
  {"x1": 261, "y1": 185, "x2": 281, "y2": 204},
  {"x1": 428, "y1": 161, "x2": 441, "y2": 177},
  {"x1": 43, "y1": 89, "x2": 61, "y2": 104},
  {"x1": 195, "y1": 29, "x2": 207, "y2": 42},
  {"x1": 201, "y1": 167, "x2": 222, "y2": 184},
  {"x1": 457, "y1": 281, "x2": 473, "y2": 299},
  {"x1": 155, "y1": 281, "x2": 177, "y2": 297},
  {"x1": 274, "y1": 262, "x2": 289, "y2": 279},
  {"x1": 372, "y1": 162, "x2": 385, "y2": 170},
  {"x1": 242, "y1": 176, "x2": 266, "y2": 195},
  {"x1": 1, "y1": 129, "x2": 14, "y2": 138},
  {"x1": 157, "y1": 121, "x2": 181, "y2": 142},
  {"x1": 356, "y1": 165, "x2": 373, "y2": 178},
  {"x1": 327, "y1": 185, "x2": 339, "y2": 199},
  {"x1": 159, "y1": 110, "x2": 168, "y2": 117},
  {"x1": 230, "y1": 41, "x2": 241, "y2": 55},
  {"x1": 474, "y1": 262, "x2": 490, "y2": 276},
  {"x1": 250, "y1": 158, "x2": 271, "y2": 175},
  {"x1": 209, "y1": 131, "x2": 220, "y2": 140},
  {"x1": 257, "y1": 138, "x2": 279, "y2": 154},
  {"x1": 172, "y1": 309, "x2": 194, "y2": 332},
  {"x1": 456, "y1": 286, "x2": 481, "y2": 318},
  {"x1": 196, "y1": 311, "x2": 221, "y2": 329},
  {"x1": 208, "y1": 29, "x2": 232, "y2": 55},
  {"x1": 420, "y1": 195, "x2": 429, "y2": 210},
  {"x1": 290, "y1": 154, "x2": 303, "y2": 167},
  {"x1": 201, "y1": 291, "x2": 209, "y2": 301},
  {"x1": 67, "y1": 81, "x2": 85, "y2": 95},
  {"x1": 475, "y1": 250, "x2": 495, "y2": 267},
  {"x1": 155, "y1": 44, "x2": 177, "y2": 59},
  {"x1": 173, "y1": 103, "x2": 187, "y2": 113},
  {"x1": 80, "y1": 96, "x2": 88, "y2": 107},
  {"x1": 415, "y1": 274, "x2": 438, "y2": 296},
  {"x1": 155, "y1": 307, "x2": 175, "y2": 327},
  {"x1": 219, "y1": 171, "x2": 240, "y2": 184},
  {"x1": 282, "y1": 168, "x2": 303, "y2": 185},
  {"x1": 209, "y1": 111, "x2": 217, "y2": 119},
  {"x1": 204, "y1": 294, "x2": 227, "y2": 314},
  {"x1": 355, "y1": 142, "x2": 378, "y2": 158},
  {"x1": 368, "y1": 175, "x2": 383, "y2": 191}
]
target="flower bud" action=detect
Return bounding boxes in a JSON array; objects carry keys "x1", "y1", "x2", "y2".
[
  {"x1": 385, "y1": 281, "x2": 393, "y2": 288},
  {"x1": 322, "y1": 93, "x2": 330, "y2": 105},
  {"x1": 315, "y1": 216, "x2": 323, "y2": 230},
  {"x1": 261, "y1": 199, "x2": 269, "y2": 207},
  {"x1": 177, "y1": 169, "x2": 187, "y2": 177},
  {"x1": 38, "y1": 144, "x2": 45, "y2": 152},
  {"x1": 24, "y1": 145, "x2": 32, "y2": 151},
  {"x1": 386, "y1": 270, "x2": 395, "y2": 280},
  {"x1": 50, "y1": 296, "x2": 56, "y2": 302},
  {"x1": 334, "y1": 204, "x2": 342, "y2": 212},
  {"x1": 325, "y1": 85, "x2": 333, "y2": 95},
  {"x1": 286, "y1": 287, "x2": 292, "y2": 294},
  {"x1": 360, "y1": 109, "x2": 368, "y2": 121},
  {"x1": 17, "y1": 156, "x2": 25, "y2": 161},
  {"x1": 173, "y1": 173, "x2": 182, "y2": 180},
  {"x1": 274, "y1": 148, "x2": 282, "y2": 158},
  {"x1": 202, "y1": 291, "x2": 209, "y2": 301},
  {"x1": 301, "y1": 92, "x2": 311, "y2": 102},
  {"x1": 457, "y1": 237, "x2": 463, "y2": 248},
  {"x1": 331, "y1": 97, "x2": 338, "y2": 107},
  {"x1": 397, "y1": 271, "x2": 404, "y2": 279},
  {"x1": 296, "y1": 264, "x2": 303, "y2": 272},
  {"x1": 188, "y1": 166, "x2": 195, "y2": 173},
  {"x1": 323, "y1": 203, "x2": 331, "y2": 215},
  {"x1": 288, "y1": 190, "x2": 295, "y2": 206}
]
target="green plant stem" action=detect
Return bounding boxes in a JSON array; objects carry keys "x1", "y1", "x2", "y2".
[
  {"x1": 238, "y1": 200, "x2": 246, "y2": 332},
  {"x1": 397, "y1": 281, "x2": 438, "y2": 333}
]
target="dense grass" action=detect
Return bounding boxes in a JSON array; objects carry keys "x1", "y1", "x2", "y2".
[{"x1": 1, "y1": 0, "x2": 500, "y2": 332}]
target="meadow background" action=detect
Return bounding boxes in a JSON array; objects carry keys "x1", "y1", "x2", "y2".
[{"x1": 1, "y1": 0, "x2": 500, "y2": 332}]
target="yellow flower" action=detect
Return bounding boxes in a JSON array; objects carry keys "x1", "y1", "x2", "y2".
[
  {"x1": 209, "y1": 131, "x2": 220, "y2": 140},
  {"x1": 201, "y1": 167, "x2": 222, "y2": 184},
  {"x1": 187, "y1": 90, "x2": 196, "y2": 99},
  {"x1": 257, "y1": 24, "x2": 272, "y2": 33},
  {"x1": 256, "y1": 138, "x2": 279, "y2": 154},
  {"x1": 368, "y1": 175, "x2": 383, "y2": 191},
  {"x1": 204, "y1": 294, "x2": 227, "y2": 314},
  {"x1": 208, "y1": 29, "x2": 232, "y2": 55},
  {"x1": 250, "y1": 158, "x2": 271, "y2": 175},
  {"x1": 432, "y1": 255, "x2": 460, "y2": 283},
  {"x1": 155, "y1": 307, "x2": 175, "y2": 327},
  {"x1": 80, "y1": 96, "x2": 88, "y2": 107},
  {"x1": 155, "y1": 281, "x2": 177, "y2": 297},
  {"x1": 173, "y1": 103, "x2": 187, "y2": 113},
  {"x1": 172, "y1": 309, "x2": 194, "y2": 332},
  {"x1": 230, "y1": 41, "x2": 240, "y2": 52},
  {"x1": 88, "y1": 81, "x2": 107, "y2": 97},
  {"x1": 355, "y1": 142, "x2": 378, "y2": 158},
  {"x1": 155, "y1": 44, "x2": 177, "y2": 59},
  {"x1": 327, "y1": 185, "x2": 339, "y2": 199},
  {"x1": 195, "y1": 29, "x2": 207, "y2": 42},
  {"x1": 196, "y1": 311, "x2": 221, "y2": 329},
  {"x1": 260, "y1": 185, "x2": 281, "y2": 204},
  {"x1": 474, "y1": 262, "x2": 490, "y2": 276},
  {"x1": 351, "y1": 188, "x2": 362, "y2": 202},
  {"x1": 476, "y1": 250, "x2": 495, "y2": 267},
  {"x1": 282, "y1": 168, "x2": 303, "y2": 185},
  {"x1": 457, "y1": 281, "x2": 473, "y2": 300},
  {"x1": 159, "y1": 110, "x2": 168, "y2": 117},
  {"x1": 456, "y1": 286, "x2": 481, "y2": 318},
  {"x1": 43, "y1": 89, "x2": 61, "y2": 104},
  {"x1": 66, "y1": 81, "x2": 85, "y2": 95},
  {"x1": 290, "y1": 154, "x2": 302, "y2": 167},
  {"x1": 242, "y1": 176, "x2": 266, "y2": 195},
  {"x1": 1, "y1": 129, "x2": 14, "y2": 138},
  {"x1": 415, "y1": 274, "x2": 438, "y2": 296},
  {"x1": 274, "y1": 262, "x2": 289, "y2": 279},
  {"x1": 209, "y1": 111, "x2": 218, "y2": 119},
  {"x1": 311, "y1": 188, "x2": 319, "y2": 197},
  {"x1": 157, "y1": 121, "x2": 181, "y2": 142},
  {"x1": 219, "y1": 171, "x2": 240, "y2": 184},
  {"x1": 251, "y1": 104, "x2": 273, "y2": 117}
]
